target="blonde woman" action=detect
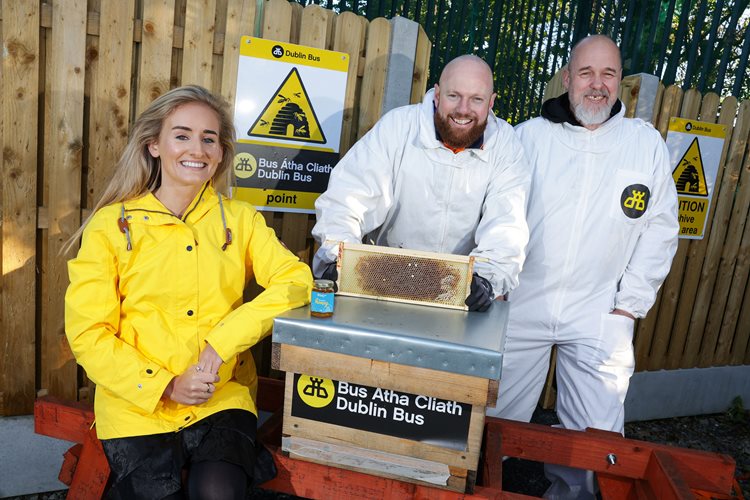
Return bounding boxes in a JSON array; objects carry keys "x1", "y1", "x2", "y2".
[{"x1": 65, "y1": 85, "x2": 313, "y2": 499}]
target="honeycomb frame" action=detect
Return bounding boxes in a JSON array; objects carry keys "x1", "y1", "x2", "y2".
[{"x1": 336, "y1": 242, "x2": 474, "y2": 310}]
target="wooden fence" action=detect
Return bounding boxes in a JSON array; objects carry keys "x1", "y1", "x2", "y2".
[
  {"x1": 1, "y1": 0, "x2": 748, "y2": 419},
  {"x1": 0, "y1": 0, "x2": 430, "y2": 416}
]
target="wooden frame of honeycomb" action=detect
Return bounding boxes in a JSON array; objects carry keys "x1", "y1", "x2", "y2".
[{"x1": 336, "y1": 242, "x2": 474, "y2": 310}]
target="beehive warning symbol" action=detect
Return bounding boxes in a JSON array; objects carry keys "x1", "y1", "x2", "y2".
[
  {"x1": 672, "y1": 137, "x2": 708, "y2": 196},
  {"x1": 247, "y1": 68, "x2": 327, "y2": 144}
]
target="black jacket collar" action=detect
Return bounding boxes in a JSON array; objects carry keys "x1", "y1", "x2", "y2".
[{"x1": 541, "y1": 92, "x2": 622, "y2": 127}]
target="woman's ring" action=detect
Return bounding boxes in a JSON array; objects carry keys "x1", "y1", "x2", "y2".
[{"x1": 206, "y1": 383, "x2": 211, "y2": 393}]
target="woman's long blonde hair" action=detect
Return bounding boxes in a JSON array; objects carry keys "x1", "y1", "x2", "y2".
[{"x1": 64, "y1": 85, "x2": 236, "y2": 253}]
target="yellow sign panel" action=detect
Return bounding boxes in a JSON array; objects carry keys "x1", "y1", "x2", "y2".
[
  {"x1": 233, "y1": 187, "x2": 322, "y2": 212},
  {"x1": 672, "y1": 137, "x2": 708, "y2": 196},
  {"x1": 247, "y1": 68, "x2": 326, "y2": 144},
  {"x1": 239, "y1": 36, "x2": 349, "y2": 72},
  {"x1": 677, "y1": 196, "x2": 708, "y2": 237}
]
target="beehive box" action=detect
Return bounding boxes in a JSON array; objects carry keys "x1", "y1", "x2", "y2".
[
  {"x1": 271, "y1": 296, "x2": 509, "y2": 492},
  {"x1": 336, "y1": 242, "x2": 474, "y2": 310}
]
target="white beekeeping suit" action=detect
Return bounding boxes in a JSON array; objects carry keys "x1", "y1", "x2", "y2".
[{"x1": 312, "y1": 88, "x2": 530, "y2": 299}]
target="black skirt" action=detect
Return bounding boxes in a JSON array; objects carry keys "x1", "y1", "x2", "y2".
[{"x1": 101, "y1": 409, "x2": 262, "y2": 499}]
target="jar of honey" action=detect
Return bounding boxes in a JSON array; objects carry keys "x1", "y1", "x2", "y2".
[{"x1": 310, "y1": 279, "x2": 335, "y2": 317}]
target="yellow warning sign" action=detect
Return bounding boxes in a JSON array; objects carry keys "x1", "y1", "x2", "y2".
[
  {"x1": 678, "y1": 196, "x2": 708, "y2": 237},
  {"x1": 672, "y1": 137, "x2": 708, "y2": 196},
  {"x1": 247, "y1": 68, "x2": 326, "y2": 144}
]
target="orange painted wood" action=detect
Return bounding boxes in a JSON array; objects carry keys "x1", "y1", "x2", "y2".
[
  {"x1": 263, "y1": 446, "x2": 530, "y2": 499},
  {"x1": 644, "y1": 450, "x2": 695, "y2": 500},
  {"x1": 68, "y1": 426, "x2": 109, "y2": 499},
  {"x1": 488, "y1": 417, "x2": 735, "y2": 496},
  {"x1": 58, "y1": 444, "x2": 82, "y2": 486},
  {"x1": 481, "y1": 418, "x2": 503, "y2": 490},
  {"x1": 597, "y1": 473, "x2": 638, "y2": 500},
  {"x1": 34, "y1": 394, "x2": 738, "y2": 500},
  {"x1": 34, "y1": 396, "x2": 94, "y2": 443}
]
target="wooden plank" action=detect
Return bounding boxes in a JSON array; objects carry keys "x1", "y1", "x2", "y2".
[
  {"x1": 487, "y1": 418, "x2": 736, "y2": 495},
  {"x1": 87, "y1": 0, "x2": 135, "y2": 204},
  {"x1": 59, "y1": 444, "x2": 83, "y2": 486},
  {"x1": 274, "y1": 343, "x2": 494, "y2": 406},
  {"x1": 171, "y1": 0, "x2": 187, "y2": 87},
  {"x1": 633, "y1": 85, "x2": 683, "y2": 369},
  {"x1": 289, "y1": 1, "x2": 304, "y2": 44},
  {"x1": 357, "y1": 17, "x2": 391, "y2": 139},
  {"x1": 136, "y1": 0, "x2": 176, "y2": 115},
  {"x1": 39, "y1": 0, "x2": 52, "y2": 419},
  {"x1": 643, "y1": 450, "x2": 695, "y2": 500},
  {"x1": 43, "y1": 0, "x2": 87, "y2": 401},
  {"x1": 283, "y1": 435, "x2": 468, "y2": 492},
  {"x1": 704, "y1": 120, "x2": 750, "y2": 366},
  {"x1": 651, "y1": 82, "x2": 665, "y2": 125},
  {"x1": 731, "y1": 213, "x2": 750, "y2": 365},
  {"x1": 619, "y1": 74, "x2": 640, "y2": 118},
  {"x1": 210, "y1": 0, "x2": 228, "y2": 92},
  {"x1": 34, "y1": 396, "x2": 95, "y2": 443},
  {"x1": 645, "y1": 89, "x2": 701, "y2": 371},
  {"x1": 333, "y1": 11, "x2": 367, "y2": 155},
  {"x1": 410, "y1": 24, "x2": 431, "y2": 105},
  {"x1": 218, "y1": 0, "x2": 257, "y2": 106},
  {"x1": 664, "y1": 95, "x2": 735, "y2": 370},
  {"x1": 654, "y1": 85, "x2": 683, "y2": 139},
  {"x1": 481, "y1": 416, "x2": 503, "y2": 490},
  {"x1": 596, "y1": 473, "x2": 638, "y2": 500},
  {"x1": 681, "y1": 100, "x2": 750, "y2": 368},
  {"x1": 1, "y1": 0, "x2": 40, "y2": 416},
  {"x1": 262, "y1": 0, "x2": 293, "y2": 43},
  {"x1": 542, "y1": 68, "x2": 566, "y2": 103},
  {"x1": 263, "y1": 447, "x2": 450, "y2": 500},
  {"x1": 299, "y1": 4, "x2": 334, "y2": 52},
  {"x1": 181, "y1": 0, "x2": 217, "y2": 87},
  {"x1": 68, "y1": 426, "x2": 109, "y2": 499}
]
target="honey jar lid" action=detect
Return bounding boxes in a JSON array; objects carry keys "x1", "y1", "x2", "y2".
[{"x1": 314, "y1": 279, "x2": 335, "y2": 289}]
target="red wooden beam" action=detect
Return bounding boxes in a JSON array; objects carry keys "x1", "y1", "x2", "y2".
[
  {"x1": 262, "y1": 446, "x2": 528, "y2": 499},
  {"x1": 644, "y1": 450, "x2": 696, "y2": 500},
  {"x1": 488, "y1": 417, "x2": 735, "y2": 496},
  {"x1": 68, "y1": 426, "x2": 109, "y2": 499},
  {"x1": 34, "y1": 395, "x2": 94, "y2": 443}
]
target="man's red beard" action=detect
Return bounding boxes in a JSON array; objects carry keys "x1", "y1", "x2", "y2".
[{"x1": 434, "y1": 111, "x2": 487, "y2": 149}]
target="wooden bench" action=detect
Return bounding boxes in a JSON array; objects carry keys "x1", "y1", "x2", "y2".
[{"x1": 35, "y1": 377, "x2": 742, "y2": 499}]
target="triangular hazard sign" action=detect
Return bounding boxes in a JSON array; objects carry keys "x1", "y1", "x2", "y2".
[
  {"x1": 672, "y1": 137, "x2": 708, "y2": 196},
  {"x1": 247, "y1": 68, "x2": 327, "y2": 144}
]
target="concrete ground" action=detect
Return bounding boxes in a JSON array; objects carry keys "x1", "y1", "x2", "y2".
[{"x1": 0, "y1": 415, "x2": 71, "y2": 498}]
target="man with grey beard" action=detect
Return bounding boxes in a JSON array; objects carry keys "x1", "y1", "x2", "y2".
[
  {"x1": 312, "y1": 55, "x2": 530, "y2": 311},
  {"x1": 487, "y1": 35, "x2": 679, "y2": 498}
]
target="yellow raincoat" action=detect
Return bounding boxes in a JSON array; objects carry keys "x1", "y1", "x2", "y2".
[{"x1": 65, "y1": 183, "x2": 312, "y2": 439}]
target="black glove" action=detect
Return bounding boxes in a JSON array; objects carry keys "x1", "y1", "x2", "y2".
[
  {"x1": 318, "y1": 260, "x2": 339, "y2": 292},
  {"x1": 465, "y1": 274, "x2": 493, "y2": 312}
]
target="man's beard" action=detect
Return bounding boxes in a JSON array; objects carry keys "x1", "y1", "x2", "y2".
[
  {"x1": 434, "y1": 111, "x2": 487, "y2": 149},
  {"x1": 571, "y1": 90, "x2": 614, "y2": 127}
]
